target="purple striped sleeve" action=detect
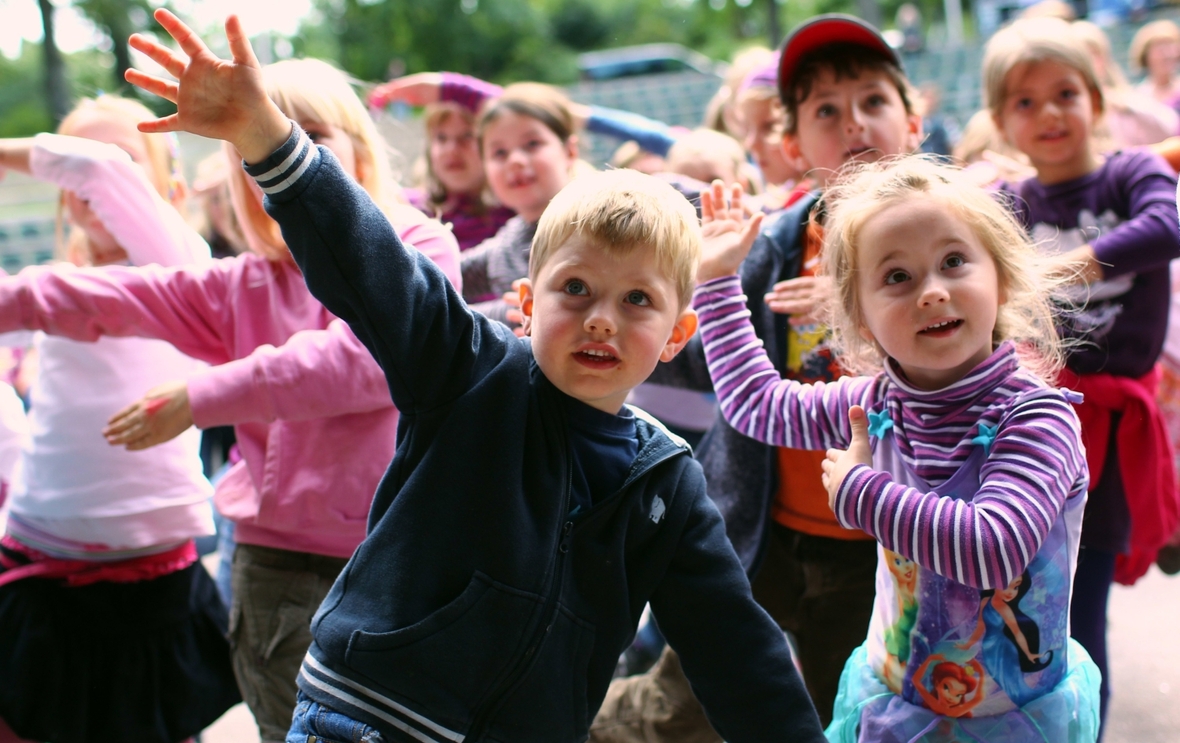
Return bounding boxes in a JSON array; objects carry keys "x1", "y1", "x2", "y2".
[
  {"x1": 440, "y1": 73, "x2": 504, "y2": 113},
  {"x1": 693, "y1": 276, "x2": 878, "y2": 451},
  {"x1": 835, "y1": 391, "x2": 1086, "y2": 590}
]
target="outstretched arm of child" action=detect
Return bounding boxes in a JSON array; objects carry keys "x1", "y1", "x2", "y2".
[{"x1": 124, "y1": 9, "x2": 290, "y2": 166}]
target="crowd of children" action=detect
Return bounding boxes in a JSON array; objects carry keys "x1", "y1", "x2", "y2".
[{"x1": 0, "y1": 2, "x2": 1179, "y2": 743}]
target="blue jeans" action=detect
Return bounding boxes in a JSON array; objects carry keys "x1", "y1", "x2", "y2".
[{"x1": 287, "y1": 694, "x2": 384, "y2": 743}]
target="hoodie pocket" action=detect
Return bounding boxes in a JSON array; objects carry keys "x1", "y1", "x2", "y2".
[
  {"x1": 487, "y1": 603, "x2": 597, "y2": 742},
  {"x1": 345, "y1": 572, "x2": 544, "y2": 725}
]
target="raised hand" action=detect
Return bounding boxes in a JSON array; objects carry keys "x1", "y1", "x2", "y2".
[
  {"x1": 124, "y1": 9, "x2": 290, "y2": 163},
  {"x1": 103, "y1": 380, "x2": 194, "y2": 451},
  {"x1": 821, "y1": 405, "x2": 873, "y2": 512},
  {"x1": 697, "y1": 180, "x2": 763, "y2": 284},
  {"x1": 368, "y1": 72, "x2": 444, "y2": 109},
  {"x1": 764, "y1": 274, "x2": 833, "y2": 324}
]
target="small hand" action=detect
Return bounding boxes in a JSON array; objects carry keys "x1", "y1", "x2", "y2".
[
  {"x1": 821, "y1": 405, "x2": 872, "y2": 511},
  {"x1": 698, "y1": 180, "x2": 763, "y2": 283},
  {"x1": 367, "y1": 72, "x2": 444, "y2": 109},
  {"x1": 503, "y1": 278, "x2": 526, "y2": 338},
  {"x1": 124, "y1": 9, "x2": 290, "y2": 163},
  {"x1": 104, "y1": 380, "x2": 194, "y2": 451},
  {"x1": 764, "y1": 275, "x2": 832, "y2": 324}
]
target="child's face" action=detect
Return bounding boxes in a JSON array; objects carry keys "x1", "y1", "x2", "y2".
[
  {"x1": 738, "y1": 97, "x2": 794, "y2": 186},
  {"x1": 518, "y1": 235, "x2": 697, "y2": 414},
  {"x1": 1147, "y1": 39, "x2": 1180, "y2": 80},
  {"x1": 994, "y1": 60, "x2": 1101, "y2": 185},
  {"x1": 430, "y1": 114, "x2": 484, "y2": 196},
  {"x1": 298, "y1": 118, "x2": 358, "y2": 180},
  {"x1": 482, "y1": 111, "x2": 576, "y2": 223},
  {"x1": 855, "y1": 197, "x2": 1002, "y2": 391},
  {"x1": 785, "y1": 67, "x2": 921, "y2": 187},
  {"x1": 61, "y1": 109, "x2": 156, "y2": 265}
]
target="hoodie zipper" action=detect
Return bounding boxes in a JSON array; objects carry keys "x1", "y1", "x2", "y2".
[
  {"x1": 463, "y1": 429, "x2": 687, "y2": 741},
  {"x1": 464, "y1": 439, "x2": 575, "y2": 741}
]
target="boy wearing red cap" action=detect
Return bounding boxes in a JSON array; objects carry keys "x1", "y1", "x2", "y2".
[{"x1": 592, "y1": 15, "x2": 922, "y2": 741}]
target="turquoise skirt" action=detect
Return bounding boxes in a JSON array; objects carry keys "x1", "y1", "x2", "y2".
[{"x1": 825, "y1": 639, "x2": 1101, "y2": 743}]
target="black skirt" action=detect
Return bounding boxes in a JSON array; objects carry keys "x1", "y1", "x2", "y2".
[{"x1": 0, "y1": 560, "x2": 241, "y2": 743}]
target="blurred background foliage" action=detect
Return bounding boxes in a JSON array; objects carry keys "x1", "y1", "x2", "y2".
[{"x1": 0, "y1": 0, "x2": 954, "y2": 135}]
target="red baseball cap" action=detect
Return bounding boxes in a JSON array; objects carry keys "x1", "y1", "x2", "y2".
[{"x1": 777, "y1": 14, "x2": 901, "y2": 101}]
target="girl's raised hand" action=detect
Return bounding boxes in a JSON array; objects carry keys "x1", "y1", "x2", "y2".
[
  {"x1": 697, "y1": 180, "x2": 763, "y2": 284},
  {"x1": 821, "y1": 405, "x2": 873, "y2": 512},
  {"x1": 124, "y1": 9, "x2": 290, "y2": 164},
  {"x1": 103, "y1": 380, "x2": 194, "y2": 451}
]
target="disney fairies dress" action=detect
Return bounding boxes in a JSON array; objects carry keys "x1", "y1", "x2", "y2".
[{"x1": 825, "y1": 411, "x2": 1101, "y2": 743}]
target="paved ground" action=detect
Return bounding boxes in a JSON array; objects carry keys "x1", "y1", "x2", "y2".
[{"x1": 202, "y1": 562, "x2": 1180, "y2": 743}]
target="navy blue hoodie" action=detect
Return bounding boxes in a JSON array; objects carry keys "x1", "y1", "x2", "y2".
[{"x1": 247, "y1": 125, "x2": 825, "y2": 743}]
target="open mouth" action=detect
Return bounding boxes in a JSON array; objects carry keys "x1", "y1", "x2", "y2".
[
  {"x1": 919, "y1": 319, "x2": 962, "y2": 335},
  {"x1": 575, "y1": 348, "x2": 619, "y2": 368}
]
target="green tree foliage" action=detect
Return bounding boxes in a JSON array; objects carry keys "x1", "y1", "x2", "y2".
[
  {"x1": 72, "y1": 0, "x2": 156, "y2": 93},
  {"x1": 0, "y1": 42, "x2": 133, "y2": 137}
]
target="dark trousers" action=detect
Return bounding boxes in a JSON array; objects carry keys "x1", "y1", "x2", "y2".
[
  {"x1": 1070, "y1": 547, "x2": 1116, "y2": 743},
  {"x1": 751, "y1": 522, "x2": 879, "y2": 726}
]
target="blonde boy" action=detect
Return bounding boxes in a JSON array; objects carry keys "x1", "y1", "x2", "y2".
[
  {"x1": 125, "y1": 10, "x2": 826, "y2": 743},
  {"x1": 604, "y1": 14, "x2": 925, "y2": 738}
]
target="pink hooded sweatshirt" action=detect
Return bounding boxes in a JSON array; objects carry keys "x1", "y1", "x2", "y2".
[{"x1": 0, "y1": 220, "x2": 461, "y2": 558}]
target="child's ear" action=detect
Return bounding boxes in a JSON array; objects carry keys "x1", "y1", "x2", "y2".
[
  {"x1": 905, "y1": 110, "x2": 924, "y2": 154},
  {"x1": 517, "y1": 278, "x2": 535, "y2": 337},
  {"x1": 566, "y1": 135, "x2": 579, "y2": 165},
  {"x1": 660, "y1": 308, "x2": 699, "y2": 362},
  {"x1": 782, "y1": 134, "x2": 809, "y2": 176}
]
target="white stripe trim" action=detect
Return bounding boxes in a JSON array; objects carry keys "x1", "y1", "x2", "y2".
[
  {"x1": 301, "y1": 653, "x2": 465, "y2": 741},
  {"x1": 260, "y1": 145, "x2": 316, "y2": 195},
  {"x1": 255, "y1": 131, "x2": 309, "y2": 182}
]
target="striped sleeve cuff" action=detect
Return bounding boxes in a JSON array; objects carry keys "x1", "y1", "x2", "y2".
[
  {"x1": 833, "y1": 463, "x2": 881, "y2": 532},
  {"x1": 243, "y1": 121, "x2": 320, "y2": 202}
]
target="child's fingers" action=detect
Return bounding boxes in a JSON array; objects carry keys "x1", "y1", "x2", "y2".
[
  {"x1": 127, "y1": 34, "x2": 187, "y2": 79},
  {"x1": 224, "y1": 14, "x2": 262, "y2": 69},
  {"x1": 125, "y1": 69, "x2": 179, "y2": 104},
  {"x1": 151, "y1": 8, "x2": 211, "y2": 60},
  {"x1": 700, "y1": 188, "x2": 715, "y2": 223},
  {"x1": 729, "y1": 183, "x2": 744, "y2": 220},
  {"x1": 136, "y1": 113, "x2": 182, "y2": 134},
  {"x1": 739, "y1": 211, "x2": 764, "y2": 249}
]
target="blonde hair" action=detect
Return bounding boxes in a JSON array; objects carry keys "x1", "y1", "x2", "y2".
[
  {"x1": 57, "y1": 95, "x2": 181, "y2": 265},
  {"x1": 983, "y1": 17, "x2": 1104, "y2": 119},
  {"x1": 1129, "y1": 19, "x2": 1180, "y2": 75},
  {"x1": 666, "y1": 128, "x2": 751, "y2": 188},
  {"x1": 531, "y1": 170, "x2": 700, "y2": 309},
  {"x1": 227, "y1": 58, "x2": 405, "y2": 261},
  {"x1": 819, "y1": 156, "x2": 1065, "y2": 382}
]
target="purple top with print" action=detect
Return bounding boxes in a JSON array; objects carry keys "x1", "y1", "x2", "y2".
[{"x1": 1000, "y1": 149, "x2": 1180, "y2": 377}]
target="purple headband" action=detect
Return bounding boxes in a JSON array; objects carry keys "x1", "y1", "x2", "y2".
[{"x1": 739, "y1": 52, "x2": 781, "y2": 95}]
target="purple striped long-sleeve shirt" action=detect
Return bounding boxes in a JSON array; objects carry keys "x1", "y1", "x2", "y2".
[{"x1": 695, "y1": 276, "x2": 1089, "y2": 590}]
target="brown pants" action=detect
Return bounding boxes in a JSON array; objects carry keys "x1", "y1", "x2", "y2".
[{"x1": 229, "y1": 543, "x2": 349, "y2": 743}]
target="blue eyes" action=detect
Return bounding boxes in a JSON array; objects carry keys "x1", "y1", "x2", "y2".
[
  {"x1": 882, "y1": 254, "x2": 966, "y2": 285},
  {"x1": 562, "y1": 281, "x2": 651, "y2": 306}
]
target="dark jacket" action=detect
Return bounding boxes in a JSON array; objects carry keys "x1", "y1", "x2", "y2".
[
  {"x1": 649, "y1": 194, "x2": 820, "y2": 572},
  {"x1": 248, "y1": 128, "x2": 824, "y2": 743}
]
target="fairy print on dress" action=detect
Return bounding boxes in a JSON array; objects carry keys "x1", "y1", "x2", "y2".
[
  {"x1": 1031, "y1": 209, "x2": 1130, "y2": 345},
  {"x1": 861, "y1": 411, "x2": 1084, "y2": 733}
]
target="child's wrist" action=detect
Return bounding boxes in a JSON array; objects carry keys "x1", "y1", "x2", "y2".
[{"x1": 235, "y1": 106, "x2": 295, "y2": 166}]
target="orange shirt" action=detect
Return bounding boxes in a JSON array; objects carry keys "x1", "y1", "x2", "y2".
[{"x1": 773, "y1": 221, "x2": 872, "y2": 541}]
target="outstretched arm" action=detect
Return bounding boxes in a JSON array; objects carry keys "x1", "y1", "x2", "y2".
[
  {"x1": 694, "y1": 182, "x2": 878, "y2": 450},
  {"x1": 125, "y1": 9, "x2": 290, "y2": 165},
  {"x1": 127, "y1": 10, "x2": 509, "y2": 411}
]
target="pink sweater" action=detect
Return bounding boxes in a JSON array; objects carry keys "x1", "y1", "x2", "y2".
[{"x1": 0, "y1": 222, "x2": 461, "y2": 557}]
